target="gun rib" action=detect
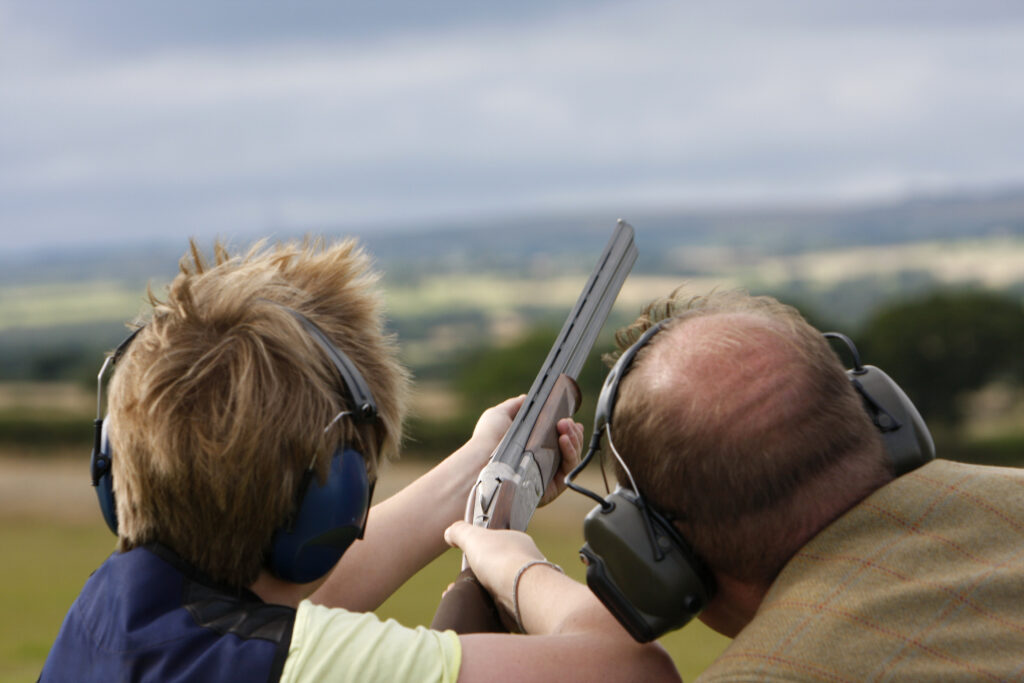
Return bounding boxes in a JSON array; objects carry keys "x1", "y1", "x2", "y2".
[{"x1": 489, "y1": 220, "x2": 637, "y2": 466}]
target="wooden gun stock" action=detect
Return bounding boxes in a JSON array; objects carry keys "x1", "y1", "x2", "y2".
[{"x1": 431, "y1": 568, "x2": 506, "y2": 633}]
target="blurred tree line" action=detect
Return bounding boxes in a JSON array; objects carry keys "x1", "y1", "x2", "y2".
[
  {"x1": 856, "y1": 290, "x2": 1024, "y2": 467},
  {"x1": 2, "y1": 287, "x2": 1024, "y2": 466},
  {"x1": 404, "y1": 287, "x2": 1024, "y2": 467}
]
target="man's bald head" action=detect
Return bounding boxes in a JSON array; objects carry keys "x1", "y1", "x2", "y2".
[
  {"x1": 639, "y1": 314, "x2": 812, "y2": 449},
  {"x1": 608, "y1": 291, "x2": 890, "y2": 584}
]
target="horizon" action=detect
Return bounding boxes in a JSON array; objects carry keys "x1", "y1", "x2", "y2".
[{"x1": 4, "y1": 181, "x2": 1023, "y2": 265}]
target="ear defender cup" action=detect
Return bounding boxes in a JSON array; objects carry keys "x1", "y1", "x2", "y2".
[
  {"x1": 89, "y1": 328, "x2": 140, "y2": 536},
  {"x1": 849, "y1": 365, "x2": 936, "y2": 476},
  {"x1": 824, "y1": 332, "x2": 935, "y2": 476},
  {"x1": 90, "y1": 418, "x2": 118, "y2": 535},
  {"x1": 269, "y1": 447, "x2": 372, "y2": 584},
  {"x1": 579, "y1": 486, "x2": 715, "y2": 643}
]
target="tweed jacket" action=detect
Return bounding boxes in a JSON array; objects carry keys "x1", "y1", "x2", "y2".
[{"x1": 698, "y1": 459, "x2": 1024, "y2": 682}]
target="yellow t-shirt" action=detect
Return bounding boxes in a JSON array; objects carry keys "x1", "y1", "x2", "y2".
[{"x1": 280, "y1": 600, "x2": 461, "y2": 683}]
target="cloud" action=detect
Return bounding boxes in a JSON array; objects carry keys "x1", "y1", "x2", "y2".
[{"x1": 2, "y1": 0, "x2": 1024, "y2": 251}]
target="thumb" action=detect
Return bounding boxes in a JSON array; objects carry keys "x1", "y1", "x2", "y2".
[{"x1": 444, "y1": 520, "x2": 471, "y2": 550}]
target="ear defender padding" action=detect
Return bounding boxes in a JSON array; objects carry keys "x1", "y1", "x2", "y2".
[{"x1": 269, "y1": 447, "x2": 372, "y2": 584}]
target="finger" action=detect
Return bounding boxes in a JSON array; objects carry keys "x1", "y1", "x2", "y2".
[
  {"x1": 558, "y1": 419, "x2": 584, "y2": 449},
  {"x1": 444, "y1": 520, "x2": 471, "y2": 549},
  {"x1": 557, "y1": 419, "x2": 584, "y2": 460},
  {"x1": 570, "y1": 421, "x2": 584, "y2": 451},
  {"x1": 559, "y1": 444, "x2": 579, "y2": 475},
  {"x1": 493, "y1": 394, "x2": 527, "y2": 418},
  {"x1": 558, "y1": 432, "x2": 578, "y2": 462}
]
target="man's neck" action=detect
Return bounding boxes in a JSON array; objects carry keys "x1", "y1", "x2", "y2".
[{"x1": 698, "y1": 573, "x2": 770, "y2": 638}]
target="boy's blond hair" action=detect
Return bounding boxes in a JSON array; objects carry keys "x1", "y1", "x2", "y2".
[{"x1": 107, "y1": 239, "x2": 409, "y2": 588}]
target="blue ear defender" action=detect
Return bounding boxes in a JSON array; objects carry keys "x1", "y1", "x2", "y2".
[
  {"x1": 91, "y1": 418, "x2": 118, "y2": 534},
  {"x1": 90, "y1": 327, "x2": 142, "y2": 535},
  {"x1": 268, "y1": 447, "x2": 375, "y2": 583},
  {"x1": 90, "y1": 308, "x2": 380, "y2": 584}
]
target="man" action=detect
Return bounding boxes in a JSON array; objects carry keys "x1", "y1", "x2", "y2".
[
  {"x1": 40, "y1": 239, "x2": 678, "y2": 682},
  {"x1": 588, "y1": 288, "x2": 1024, "y2": 680}
]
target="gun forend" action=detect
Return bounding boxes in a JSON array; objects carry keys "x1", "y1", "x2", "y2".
[{"x1": 470, "y1": 374, "x2": 581, "y2": 531}]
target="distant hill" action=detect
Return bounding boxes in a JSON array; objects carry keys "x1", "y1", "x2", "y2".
[
  {"x1": 3, "y1": 185, "x2": 1023, "y2": 286},
  {"x1": 360, "y1": 186, "x2": 1024, "y2": 277}
]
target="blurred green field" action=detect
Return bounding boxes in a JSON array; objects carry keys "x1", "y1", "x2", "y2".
[
  {"x1": 0, "y1": 517, "x2": 118, "y2": 681},
  {"x1": 1, "y1": 459, "x2": 729, "y2": 682}
]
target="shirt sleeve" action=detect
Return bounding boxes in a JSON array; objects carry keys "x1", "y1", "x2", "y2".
[{"x1": 279, "y1": 600, "x2": 462, "y2": 683}]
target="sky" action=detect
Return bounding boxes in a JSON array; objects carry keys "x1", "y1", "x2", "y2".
[{"x1": 3, "y1": 0, "x2": 1024, "y2": 254}]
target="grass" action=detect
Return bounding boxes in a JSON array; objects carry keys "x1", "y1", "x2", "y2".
[
  {"x1": 0, "y1": 518, "x2": 116, "y2": 681},
  {"x1": 0, "y1": 282, "x2": 144, "y2": 332}
]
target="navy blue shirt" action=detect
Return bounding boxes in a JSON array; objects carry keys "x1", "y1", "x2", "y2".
[{"x1": 40, "y1": 544, "x2": 295, "y2": 682}]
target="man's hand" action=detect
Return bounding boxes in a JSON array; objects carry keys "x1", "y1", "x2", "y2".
[
  {"x1": 468, "y1": 395, "x2": 585, "y2": 507},
  {"x1": 542, "y1": 417, "x2": 583, "y2": 506}
]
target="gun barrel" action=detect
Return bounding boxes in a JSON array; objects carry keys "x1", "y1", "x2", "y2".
[
  {"x1": 489, "y1": 220, "x2": 637, "y2": 468},
  {"x1": 434, "y1": 220, "x2": 638, "y2": 633}
]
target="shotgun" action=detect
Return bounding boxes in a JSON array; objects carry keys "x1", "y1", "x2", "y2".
[{"x1": 430, "y1": 220, "x2": 638, "y2": 633}]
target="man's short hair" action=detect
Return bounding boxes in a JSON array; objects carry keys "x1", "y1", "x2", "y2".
[
  {"x1": 609, "y1": 289, "x2": 889, "y2": 584},
  {"x1": 107, "y1": 239, "x2": 410, "y2": 588}
]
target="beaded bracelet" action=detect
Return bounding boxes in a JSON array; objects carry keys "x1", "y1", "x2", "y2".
[{"x1": 512, "y1": 559, "x2": 564, "y2": 633}]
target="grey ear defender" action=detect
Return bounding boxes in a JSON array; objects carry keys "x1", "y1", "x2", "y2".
[
  {"x1": 824, "y1": 332, "x2": 935, "y2": 476},
  {"x1": 578, "y1": 482, "x2": 715, "y2": 643},
  {"x1": 567, "y1": 321, "x2": 716, "y2": 643},
  {"x1": 569, "y1": 324, "x2": 936, "y2": 643}
]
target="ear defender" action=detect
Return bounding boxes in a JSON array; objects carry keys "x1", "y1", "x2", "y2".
[
  {"x1": 567, "y1": 320, "x2": 715, "y2": 643},
  {"x1": 89, "y1": 307, "x2": 380, "y2": 585},
  {"x1": 580, "y1": 487, "x2": 715, "y2": 643},
  {"x1": 89, "y1": 328, "x2": 142, "y2": 536},
  {"x1": 90, "y1": 418, "x2": 118, "y2": 535},
  {"x1": 569, "y1": 323, "x2": 936, "y2": 643},
  {"x1": 824, "y1": 332, "x2": 935, "y2": 475},
  {"x1": 268, "y1": 447, "x2": 374, "y2": 584}
]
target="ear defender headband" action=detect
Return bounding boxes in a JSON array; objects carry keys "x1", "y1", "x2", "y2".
[
  {"x1": 566, "y1": 320, "x2": 715, "y2": 643},
  {"x1": 567, "y1": 320, "x2": 935, "y2": 643},
  {"x1": 90, "y1": 307, "x2": 381, "y2": 584}
]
